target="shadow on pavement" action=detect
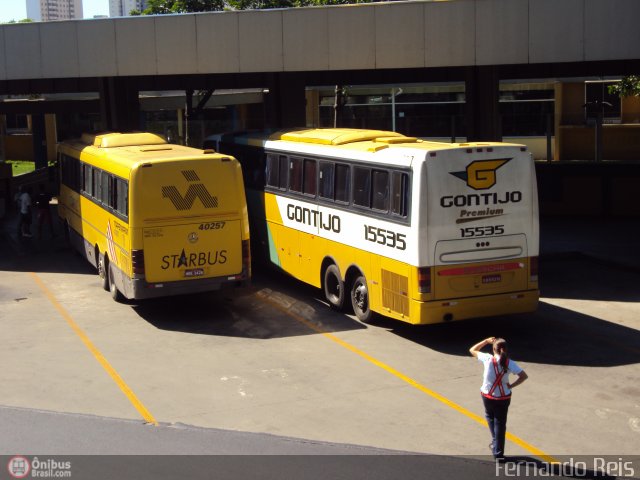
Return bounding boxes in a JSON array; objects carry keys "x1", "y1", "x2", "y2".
[
  {"x1": 375, "y1": 300, "x2": 640, "y2": 367},
  {"x1": 131, "y1": 268, "x2": 366, "y2": 339}
]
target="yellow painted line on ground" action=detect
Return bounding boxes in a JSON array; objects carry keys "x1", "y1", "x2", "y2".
[
  {"x1": 30, "y1": 272, "x2": 158, "y2": 426},
  {"x1": 257, "y1": 293, "x2": 558, "y2": 463}
]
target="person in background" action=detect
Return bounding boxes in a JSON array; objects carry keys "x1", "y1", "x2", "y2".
[
  {"x1": 35, "y1": 184, "x2": 54, "y2": 239},
  {"x1": 18, "y1": 186, "x2": 33, "y2": 238},
  {"x1": 469, "y1": 337, "x2": 528, "y2": 461}
]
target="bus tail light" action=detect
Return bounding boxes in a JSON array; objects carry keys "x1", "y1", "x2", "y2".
[
  {"x1": 529, "y1": 256, "x2": 538, "y2": 282},
  {"x1": 418, "y1": 267, "x2": 431, "y2": 294},
  {"x1": 132, "y1": 249, "x2": 145, "y2": 275},
  {"x1": 242, "y1": 239, "x2": 251, "y2": 278}
]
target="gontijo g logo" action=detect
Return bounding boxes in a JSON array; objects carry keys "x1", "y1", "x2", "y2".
[{"x1": 450, "y1": 158, "x2": 511, "y2": 190}]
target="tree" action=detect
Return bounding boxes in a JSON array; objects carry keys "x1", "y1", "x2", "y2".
[
  {"x1": 226, "y1": 0, "x2": 398, "y2": 8},
  {"x1": 608, "y1": 75, "x2": 640, "y2": 98},
  {"x1": 139, "y1": 0, "x2": 398, "y2": 13},
  {"x1": 142, "y1": 0, "x2": 225, "y2": 14}
]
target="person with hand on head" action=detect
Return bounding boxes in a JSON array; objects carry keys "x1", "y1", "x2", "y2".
[{"x1": 469, "y1": 337, "x2": 528, "y2": 461}]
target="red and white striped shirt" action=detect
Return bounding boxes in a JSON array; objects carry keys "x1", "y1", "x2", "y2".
[{"x1": 478, "y1": 352, "x2": 522, "y2": 400}]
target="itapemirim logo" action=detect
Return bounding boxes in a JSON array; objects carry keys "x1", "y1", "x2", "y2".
[
  {"x1": 162, "y1": 170, "x2": 219, "y2": 211},
  {"x1": 450, "y1": 158, "x2": 511, "y2": 190}
]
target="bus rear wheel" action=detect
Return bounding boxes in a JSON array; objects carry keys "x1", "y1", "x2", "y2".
[
  {"x1": 98, "y1": 253, "x2": 109, "y2": 291},
  {"x1": 108, "y1": 263, "x2": 123, "y2": 302},
  {"x1": 323, "y1": 264, "x2": 345, "y2": 310},
  {"x1": 351, "y1": 275, "x2": 373, "y2": 323}
]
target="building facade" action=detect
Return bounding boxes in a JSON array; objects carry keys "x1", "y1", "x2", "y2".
[
  {"x1": 109, "y1": 0, "x2": 148, "y2": 17},
  {"x1": 26, "y1": 0, "x2": 83, "y2": 22}
]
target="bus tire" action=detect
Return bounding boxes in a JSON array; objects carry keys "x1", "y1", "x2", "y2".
[
  {"x1": 323, "y1": 264, "x2": 345, "y2": 311},
  {"x1": 351, "y1": 275, "x2": 373, "y2": 323},
  {"x1": 108, "y1": 263, "x2": 123, "y2": 302},
  {"x1": 98, "y1": 253, "x2": 109, "y2": 291}
]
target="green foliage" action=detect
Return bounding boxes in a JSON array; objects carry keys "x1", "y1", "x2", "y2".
[
  {"x1": 608, "y1": 75, "x2": 640, "y2": 98},
  {"x1": 140, "y1": 0, "x2": 395, "y2": 13},
  {"x1": 226, "y1": 0, "x2": 395, "y2": 7},
  {"x1": 4, "y1": 18, "x2": 34, "y2": 23},
  {"x1": 143, "y1": 0, "x2": 225, "y2": 14}
]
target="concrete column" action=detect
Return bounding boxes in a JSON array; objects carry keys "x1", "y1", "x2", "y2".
[
  {"x1": 31, "y1": 114, "x2": 48, "y2": 170},
  {"x1": 265, "y1": 73, "x2": 306, "y2": 130},
  {"x1": 305, "y1": 89, "x2": 320, "y2": 128},
  {"x1": 45, "y1": 114, "x2": 57, "y2": 163},
  {"x1": 0, "y1": 115, "x2": 6, "y2": 162},
  {"x1": 465, "y1": 66, "x2": 501, "y2": 142},
  {"x1": 99, "y1": 77, "x2": 140, "y2": 132}
]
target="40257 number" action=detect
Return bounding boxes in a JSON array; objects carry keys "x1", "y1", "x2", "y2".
[
  {"x1": 460, "y1": 224, "x2": 504, "y2": 238},
  {"x1": 364, "y1": 225, "x2": 406, "y2": 250},
  {"x1": 199, "y1": 221, "x2": 226, "y2": 231}
]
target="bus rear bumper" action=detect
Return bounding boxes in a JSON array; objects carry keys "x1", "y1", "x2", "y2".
[
  {"x1": 125, "y1": 275, "x2": 249, "y2": 300},
  {"x1": 410, "y1": 289, "x2": 539, "y2": 325}
]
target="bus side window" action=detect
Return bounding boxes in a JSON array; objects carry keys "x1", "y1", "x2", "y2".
[
  {"x1": 335, "y1": 163, "x2": 350, "y2": 204},
  {"x1": 62, "y1": 154, "x2": 81, "y2": 193},
  {"x1": 116, "y1": 178, "x2": 128, "y2": 218},
  {"x1": 266, "y1": 154, "x2": 279, "y2": 188},
  {"x1": 289, "y1": 157, "x2": 303, "y2": 193},
  {"x1": 303, "y1": 159, "x2": 317, "y2": 197},
  {"x1": 319, "y1": 161, "x2": 334, "y2": 200},
  {"x1": 101, "y1": 171, "x2": 110, "y2": 206},
  {"x1": 278, "y1": 155, "x2": 288, "y2": 191},
  {"x1": 371, "y1": 169, "x2": 389, "y2": 212},
  {"x1": 391, "y1": 172, "x2": 409, "y2": 217},
  {"x1": 83, "y1": 164, "x2": 93, "y2": 197},
  {"x1": 92, "y1": 168, "x2": 101, "y2": 200},
  {"x1": 353, "y1": 166, "x2": 371, "y2": 208}
]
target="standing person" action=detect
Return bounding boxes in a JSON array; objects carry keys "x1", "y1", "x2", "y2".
[
  {"x1": 469, "y1": 337, "x2": 528, "y2": 461},
  {"x1": 18, "y1": 186, "x2": 33, "y2": 238},
  {"x1": 35, "y1": 184, "x2": 54, "y2": 239}
]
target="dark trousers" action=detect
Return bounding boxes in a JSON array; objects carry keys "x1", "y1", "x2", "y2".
[{"x1": 482, "y1": 394, "x2": 511, "y2": 458}]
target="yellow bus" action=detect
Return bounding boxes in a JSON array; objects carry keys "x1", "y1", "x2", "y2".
[
  {"x1": 207, "y1": 128, "x2": 538, "y2": 325},
  {"x1": 58, "y1": 132, "x2": 250, "y2": 301}
]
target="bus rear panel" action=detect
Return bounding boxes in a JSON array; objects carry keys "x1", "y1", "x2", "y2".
[
  {"x1": 414, "y1": 143, "x2": 539, "y2": 323},
  {"x1": 122, "y1": 157, "x2": 249, "y2": 299}
]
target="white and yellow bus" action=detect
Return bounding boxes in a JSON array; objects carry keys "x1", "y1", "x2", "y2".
[
  {"x1": 58, "y1": 132, "x2": 250, "y2": 301},
  {"x1": 207, "y1": 128, "x2": 538, "y2": 325}
]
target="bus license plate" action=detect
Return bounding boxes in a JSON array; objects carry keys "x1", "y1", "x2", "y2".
[
  {"x1": 482, "y1": 274, "x2": 501, "y2": 284},
  {"x1": 185, "y1": 268, "x2": 205, "y2": 277}
]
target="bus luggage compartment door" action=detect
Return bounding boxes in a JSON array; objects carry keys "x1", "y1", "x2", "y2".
[
  {"x1": 143, "y1": 220, "x2": 242, "y2": 283},
  {"x1": 433, "y1": 235, "x2": 529, "y2": 299}
]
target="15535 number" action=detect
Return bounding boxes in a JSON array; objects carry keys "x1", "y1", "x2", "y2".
[
  {"x1": 364, "y1": 225, "x2": 406, "y2": 250},
  {"x1": 460, "y1": 225, "x2": 504, "y2": 238}
]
